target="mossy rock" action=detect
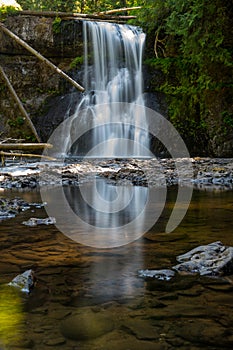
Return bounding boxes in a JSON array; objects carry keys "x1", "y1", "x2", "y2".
[{"x1": 60, "y1": 310, "x2": 114, "y2": 340}]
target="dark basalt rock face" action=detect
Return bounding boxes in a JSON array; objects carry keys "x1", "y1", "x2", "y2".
[
  {"x1": 0, "y1": 15, "x2": 84, "y2": 141},
  {"x1": 0, "y1": 16, "x2": 83, "y2": 57}
]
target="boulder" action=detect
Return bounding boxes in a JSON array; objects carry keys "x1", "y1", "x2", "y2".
[
  {"x1": 173, "y1": 241, "x2": 233, "y2": 277},
  {"x1": 139, "y1": 241, "x2": 233, "y2": 281}
]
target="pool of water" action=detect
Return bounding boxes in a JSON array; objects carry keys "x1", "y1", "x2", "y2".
[{"x1": 0, "y1": 184, "x2": 233, "y2": 349}]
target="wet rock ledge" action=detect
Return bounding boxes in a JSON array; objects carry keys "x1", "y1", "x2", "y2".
[{"x1": 0, "y1": 157, "x2": 232, "y2": 190}]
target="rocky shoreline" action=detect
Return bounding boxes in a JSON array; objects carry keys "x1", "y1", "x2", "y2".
[{"x1": 0, "y1": 157, "x2": 232, "y2": 190}]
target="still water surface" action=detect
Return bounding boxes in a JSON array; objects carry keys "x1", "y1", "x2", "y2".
[{"x1": 0, "y1": 184, "x2": 233, "y2": 349}]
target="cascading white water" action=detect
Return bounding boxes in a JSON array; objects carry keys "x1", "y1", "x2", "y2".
[{"x1": 70, "y1": 20, "x2": 149, "y2": 158}]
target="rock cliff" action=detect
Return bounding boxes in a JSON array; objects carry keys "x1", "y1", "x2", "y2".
[{"x1": 0, "y1": 14, "x2": 83, "y2": 141}]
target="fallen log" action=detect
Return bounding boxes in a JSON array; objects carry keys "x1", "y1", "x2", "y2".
[
  {"x1": 0, "y1": 151, "x2": 56, "y2": 166},
  {"x1": 61, "y1": 17, "x2": 135, "y2": 24},
  {"x1": 18, "y1": 10, "x2": 102, "y2": 18},
  {"x1": 0, "y1": 65, "x2": 41, "y2": 143},
  {"x1": 0, "y1": 23, "x2": 85, "y2": 92},
  {"x1": 0, "y1": 151, "x2": 55, "y2": 160},
  {"x1": 18, "y1": 10, "x2": 100, "y2": 17},
  {"x1": 15, "y1": 10, "x2": 137, "y2": 21},
  {"x1": 0, "y1": 143, "x2": 53, "y2": 150}
]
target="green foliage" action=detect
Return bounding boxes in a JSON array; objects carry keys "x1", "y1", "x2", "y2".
[
  {"x1": 0, "y1": 5, "x2": 19, "y2": 20},
  {"x1": 7, "y1": 115, "x2": 36, "y2": 141},
  {"x1": 222, "y1": 111, "x2": 233, "y2": 128},
  {"x1": 81, "y1": 0, "x2": 144, "y2": 13},
  {"x1": 145, "y1": 57, "x2": 174, "y2": 75},
  {"x1": 52, "y1": 16, "x2": 62, "y2": 33},
  {"x1": 139, "y1": 0, "x2": 233, "y2": 152},
  {"x1": 0, "y1": 83, "x2": 5, "y2": 92},
  {"x1": 136, "y1": 0, "x2": 169, "y2": 33},
  {"x1": 17, "y1": 0, "x2": 143, "y2": 13},
  {"x1": 70, "y1": 55, "x2": 84, "y2": 69},
  {"x1": 17, "y1": 0, "x2": 77, "y2": 11},
  {"x1": 8, "y1": 116, "x2": 25, "y2": 127}
]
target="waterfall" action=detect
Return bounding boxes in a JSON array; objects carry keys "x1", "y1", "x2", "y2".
[{"x1": 70, "y1": 21, "x2": 149, "y2": 158}]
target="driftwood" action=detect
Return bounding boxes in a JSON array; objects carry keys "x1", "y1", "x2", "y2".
[
  {"x1": 0, "y1": 143, "x2": 53, "y2": 165},
  {"x1": 0, "y1": 65, "x2": 41, "y2": 143},
  {"x1": 0, "y1": 151, "x2": 55, "y2": 160},
  {"x1": 0, "y1": 23, "x2": 85, "y2": 92},
  {"x1": 0, "y1": 143, "x2": 53, "y2": 150},
  {"x1": 0, "y1": 151, "x2": 55, "y2": 166}
]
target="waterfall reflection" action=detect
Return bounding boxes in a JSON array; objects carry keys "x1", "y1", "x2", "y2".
[
  {"x1": 64, "y1": 179, "x2": 148, "y2": 299},
  {"x1": 64, "y1": 179, "x2": 148, "y2": 230}
]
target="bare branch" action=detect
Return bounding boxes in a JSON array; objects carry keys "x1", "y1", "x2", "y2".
[{"x1": 98, "y1": 7, "x2": 141, "y2": 15}]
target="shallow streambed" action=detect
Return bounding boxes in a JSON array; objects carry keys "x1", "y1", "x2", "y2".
[{"x1": 0, "y1": 184, "x2": 233, "y2": 350}]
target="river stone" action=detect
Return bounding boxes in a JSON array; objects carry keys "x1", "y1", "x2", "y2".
[
  {"x1": 44, "y1": 337, "x2": 66, "y2": 346},
  {"x1": 174, "y1": 319, "x2": 232, "y2": 347},
  {"x1": 103, "y1": 338, "x2": 168, "y2": 350},
  {"x1": 173, "y1": 241, "x2": 233, "y2": 276},
  {"x1": 60, "y1": 310, "x2": 114, "y2": 340},
  {"x1": 0, "y1": 197, "x2": 46, "y2": 221},
  {"x1": 22, "y1": 217, "x2": 56, "y2": 226},
  {"x1": 121, "y1": 319, "x2": 160, "y2": 340},
  {"x1": 138, "y1": 269, "x2": 175, "y2": 281},
  {"x1": 8, "y1": 269, "x2": 36, "y2": 293}
]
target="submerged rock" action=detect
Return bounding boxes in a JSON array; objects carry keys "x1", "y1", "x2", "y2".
[
  {"x1": 173, "y1": 241, "x2": 233, "y2": 277},
  {"x1": 0, "y1": 197, "x2": 46, "y2": 221},
  {"x1": 22, "y1": 217, "x2": 56, "y2": 226},
  {"x1": 0, "y1": 210, "x2": 16, "y2": 219},
  {"x1": 60, "y1": 310, "x2": 114, "y2": 340},
  {"x1": 138, "y1": 269, "x2": 175, "y2": 281},
  {"x1": 8, "y1": 269, "x2": 36, "y2": 293}
]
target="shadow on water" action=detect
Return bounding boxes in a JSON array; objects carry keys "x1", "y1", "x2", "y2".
[{"x1": 0, "y1": 183, "x2": 233, "y2": 349}]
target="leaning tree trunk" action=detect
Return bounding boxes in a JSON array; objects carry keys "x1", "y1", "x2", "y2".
[
  {"x1": 0, "y1": 23, "x2": 85, "y2": 92},
  {"x1": 0, "y1": 65, "x2": 41, "y2": 142}
]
